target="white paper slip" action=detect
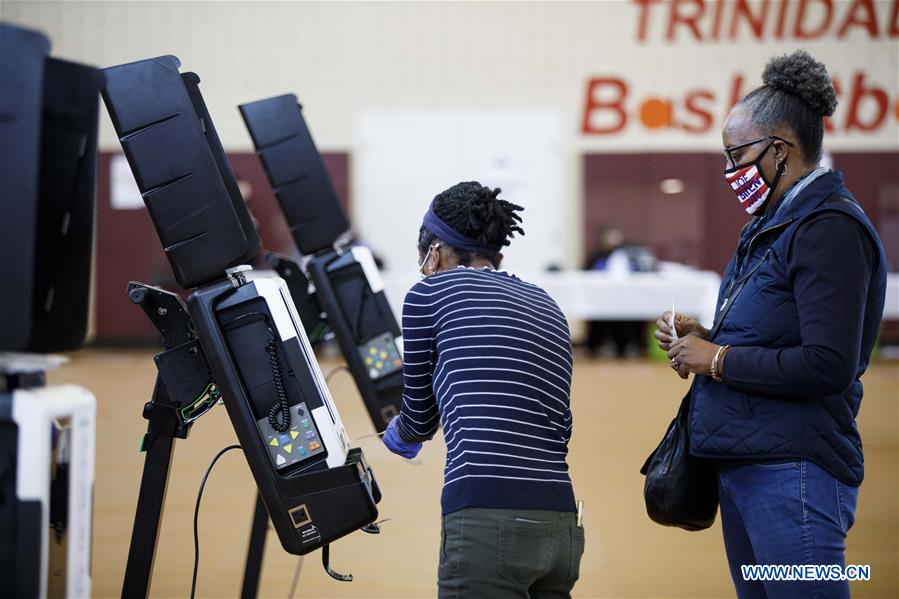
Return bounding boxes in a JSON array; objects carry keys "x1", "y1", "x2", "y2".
[{"x1": 669, "y1": 299, "x2": 679, "y2": 341}]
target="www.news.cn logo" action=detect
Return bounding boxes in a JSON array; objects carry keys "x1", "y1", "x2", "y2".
[{"x1": 741, "y1": 564, "x2": 871, "y2": 582}]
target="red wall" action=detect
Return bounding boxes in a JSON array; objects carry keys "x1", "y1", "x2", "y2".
[
  {"x1": 583, "y1": 152, "x2": 898, "y2": 273},
  {"x1": 95, "y1": 150, "x2": 894, "y2": 342},
  {"x1": 94, "y1": 151, "x2": 349, "y2": 343},
  {"x1": 829, "y1": 153, "x2": 899, "y2": 271}
]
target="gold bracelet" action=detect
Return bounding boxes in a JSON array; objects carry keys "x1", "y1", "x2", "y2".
[{"x1": 711, "y1": 344, "x2": 730, "y2": 382}]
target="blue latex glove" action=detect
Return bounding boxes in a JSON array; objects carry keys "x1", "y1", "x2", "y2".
[{"x1": 382, "y1": 417, "x2": 422, "y2": 459}]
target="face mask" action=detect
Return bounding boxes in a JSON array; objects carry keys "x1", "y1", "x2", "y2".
[
  {"x1": 723, "y1": 141, "x2": 785, "y2": 215},
  {"x1": 418, "y1": 244, "x2": 438, "y2": 279}
]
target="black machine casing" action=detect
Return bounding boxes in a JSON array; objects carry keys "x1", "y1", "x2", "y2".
[
  {"x1": 240, "y1": 95, "x2": 404, "y2": 431},
  {"x1": 306, "y1": 249, "x2": 404, "y2": 429},
  {"x1": 101, "y1": 56, "x2": 259, "y2": 289},
  {"x1": 238, "y1": 95, "x2": 348, "y2": 255},
  {"x1": 187, "y1": 273, "x2": 380, "y2": 554},
  {"x1": 101, "y1": 55, "x2": 381, "y2": 557},
  {"x1": 0, "y1": 391, "x2": 39, "y2": 598},
  {"x1": 0, "y1": 23, "x2": 100, "y2": 352}
]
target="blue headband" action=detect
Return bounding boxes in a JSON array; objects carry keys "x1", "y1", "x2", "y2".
[{"x1": 422, "y1": 205, "x2": 503, "y2": 255}]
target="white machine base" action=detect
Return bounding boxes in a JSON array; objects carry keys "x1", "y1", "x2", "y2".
[{"x1": 1, "y1": 383, "x2": 95, "y2": 599}]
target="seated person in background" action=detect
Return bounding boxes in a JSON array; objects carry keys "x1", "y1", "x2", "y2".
[
  {"x1": 584, "y1": 225, "x2": 656, "y2": 358},
  {"x1": 383, "y1": 181, "x2": 584, "y2": 599}
]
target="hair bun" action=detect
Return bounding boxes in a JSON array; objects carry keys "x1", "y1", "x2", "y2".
[{"x1": 762, "y1": 49, "x2": 837, "y2": 117}]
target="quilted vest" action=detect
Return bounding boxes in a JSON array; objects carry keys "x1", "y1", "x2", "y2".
[{"x1": 688, "y1": 171, "x2": 887, "y2": 485}]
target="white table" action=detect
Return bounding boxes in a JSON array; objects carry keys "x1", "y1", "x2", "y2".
[
  {"x1": 379, "y1": 269, "x2": 899, "y2": 327},
  {"x1": 885, "y1": 273, "x2": 899, "y2": 320},
  {"x1": 380, "y1": 267, "x2": 723, "y2": 328}
]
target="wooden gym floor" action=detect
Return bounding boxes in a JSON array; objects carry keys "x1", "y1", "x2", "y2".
[{"x1": 47, "y1": 349, "x2": 898, "y2": 598}]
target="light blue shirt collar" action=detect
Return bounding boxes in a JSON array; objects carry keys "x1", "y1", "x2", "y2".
[{"x1": 771, "y1": 166, "x2": 830, "y2": 220}]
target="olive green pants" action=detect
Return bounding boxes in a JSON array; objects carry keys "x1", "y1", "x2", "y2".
[{"x1": 438, "y1": 508, "x2": 585, "y2": 599}]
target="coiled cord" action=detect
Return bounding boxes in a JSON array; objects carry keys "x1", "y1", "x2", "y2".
[{"x1": 266, "y1": 337, "x2": 291, "y2": 432}]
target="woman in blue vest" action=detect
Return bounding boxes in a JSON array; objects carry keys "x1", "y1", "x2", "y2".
[{"x1": 655, "y1": 50, "x2": 887, "y2": 599}]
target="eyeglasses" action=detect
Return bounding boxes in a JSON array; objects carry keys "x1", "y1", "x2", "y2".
[{"x1": 724, "y1": 136, "x2": 795, "y2": 168}]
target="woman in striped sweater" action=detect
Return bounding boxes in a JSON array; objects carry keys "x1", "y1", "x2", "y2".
[{"x1": 383, "y1": 181, "x2": 584, "y2": 599}]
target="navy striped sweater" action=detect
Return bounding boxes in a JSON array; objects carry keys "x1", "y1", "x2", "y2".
[{"x1": 395, "y1": 267, "x2": 576, "y2": 515}]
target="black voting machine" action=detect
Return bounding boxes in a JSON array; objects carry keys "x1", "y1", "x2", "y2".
[
  {"x1": 0, "y1": 24, "x2": 100, "y2": 354},
  {"x1": 0, "y1": 22, "x2": 101, "y2": 598},
  {"x1": 239, "y1": 94, "x2": 404, "y2": 432},
  {"x1": 100, "y1": 56, "x2": 381, "y2": 597}
]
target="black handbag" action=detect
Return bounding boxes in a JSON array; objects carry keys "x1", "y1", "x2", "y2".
[{"x1": 640, "y1": 389, "x2": 719, "y2": 531}]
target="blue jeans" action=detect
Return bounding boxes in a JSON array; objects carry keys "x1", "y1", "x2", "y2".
[{"x1": 718, "y1": 459, "x2": 858, "y2": 599}]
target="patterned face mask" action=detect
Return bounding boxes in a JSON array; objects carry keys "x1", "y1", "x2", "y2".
[{"x1": 723, "y1": 138, "x2": 786, "y2": 215}]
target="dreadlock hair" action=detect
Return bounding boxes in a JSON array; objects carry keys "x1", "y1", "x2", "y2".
[
  {"x1": 418, "y1": 181, "x2": 525, "y2": 269},
  {"x1": 737, "y1": 50, "x2": 838, "y2": 164}
]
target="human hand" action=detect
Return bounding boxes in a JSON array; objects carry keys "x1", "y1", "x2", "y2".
[
  {"x1": 667, "y1": 335, "x2": 720, "y2": 379},
  {"x1": 654, "y1": 311, "x2": 708, "y2": 351},
  {"x1": 382, "y1": 417, "x2": 422, "y2": 459}
]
